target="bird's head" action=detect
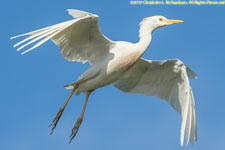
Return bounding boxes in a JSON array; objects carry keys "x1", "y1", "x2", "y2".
[{"x1": 140, "y1": 16, "x2": 183, "y2": 31}]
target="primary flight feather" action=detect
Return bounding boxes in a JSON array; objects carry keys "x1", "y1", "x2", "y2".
[{"x1": 11, "y1": 9, "x2": 197, "y2": 146}]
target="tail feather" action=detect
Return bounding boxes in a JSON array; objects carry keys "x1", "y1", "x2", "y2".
[{"x1": 64, "y1": 82, "x2": 77, "y2": 89}]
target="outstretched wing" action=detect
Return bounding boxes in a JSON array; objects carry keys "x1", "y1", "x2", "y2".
[
  {"x1": 11, "y1": 9, "x2": 115, "y2": 65},
  {"x1": 113, "y1": 58, "x2": 197, "y2": 146}
]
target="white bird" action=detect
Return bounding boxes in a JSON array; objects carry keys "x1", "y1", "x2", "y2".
[{"x1": 11, "y1": 9, "x2": 197, "y2": 146}]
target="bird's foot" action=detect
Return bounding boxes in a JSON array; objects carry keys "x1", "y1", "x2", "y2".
[
  {"x1": 49, "y1": 107, "x2": 65, "y2": 134},
  {"x1": 69, "y1": 117, "x2": 83, "y2": 143}
]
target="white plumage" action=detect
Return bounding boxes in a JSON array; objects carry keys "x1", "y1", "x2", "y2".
[
  {"x1": 11, "y1": 9, "x2": 197, "y2": 146},
  {"x1": 113, "y1": 58, "x2": 197, "y2": 146}
]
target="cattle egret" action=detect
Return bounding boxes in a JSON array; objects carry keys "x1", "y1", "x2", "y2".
[{"x1": 11, "y1": 9, "x2": 197, "y2": 146}]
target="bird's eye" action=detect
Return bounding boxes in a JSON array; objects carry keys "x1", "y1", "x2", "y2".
[{"x1": 159, "y1": 18, "x2": 163, "y2": 21}]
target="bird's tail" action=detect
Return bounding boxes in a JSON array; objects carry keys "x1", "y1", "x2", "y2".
[{"x1": 64, "y1": 81, "x2": 78, "y2": 89}]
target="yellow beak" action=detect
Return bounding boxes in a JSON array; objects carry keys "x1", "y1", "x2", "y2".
[{"x1": 164, "y1": 19, "x2": 184, "y2": 24}]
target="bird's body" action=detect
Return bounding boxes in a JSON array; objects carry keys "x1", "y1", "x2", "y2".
[
  {"x1": 75, "y1": 41, "x2": 147, "y2": 94},
  {"x1": 67, "y1": 16, "x2": 153, "y2": 94},
  {"x1": 11, "y1": 9, "x2": 197, "y2": 147}
]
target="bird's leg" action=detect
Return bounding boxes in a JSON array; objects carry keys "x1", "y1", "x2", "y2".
[
  {"x1": 69, "y1": 90, "x2": 94, "y2": 143},
  {"x1": 49, "y1": 83, "x2": 79, "y2": 135}
]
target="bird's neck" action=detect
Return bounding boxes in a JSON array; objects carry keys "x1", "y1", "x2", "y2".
[{"x1": 134, "y1": 23, "x2": 154, "y2": 56}]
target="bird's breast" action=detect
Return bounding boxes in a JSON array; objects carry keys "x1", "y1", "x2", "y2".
[
  {"x1": 116, "y1": 50, "x2": 142, "y2": 70},
  {"x1": 77, "y1": 49, "x2": 143, "y2": 93},
  {"x1": 107, "y1": 49, "x2": 143, "y2": 75}
]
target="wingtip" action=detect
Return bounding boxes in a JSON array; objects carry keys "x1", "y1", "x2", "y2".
[
  {"x1": 192, "y1": 72, "x2": 198, "y2": 79},
  {"x1": 21, "y1": 52, "x2": 26, "y2": 55},
  {"x1": 21, "y1": 48, "x2": 32, "y2": 55},
  {"x1": 67, "y1": 9, "x2": 73, "y2": 12},
  {"x1": 10, "y1": 33, "x2": 27, "y2": 40},
  {"x1": 67, "y1": 9, "x2": 72, "y2": 12},
  {"x1": 67, "y1": 9, "x2": 92, "y2": 18},
  {"x1": 17, "y1": 46, "x2": 23, "y2": 51},
  {"x1": 180, "y1": 137, "x2": 184, "y2": 147}
]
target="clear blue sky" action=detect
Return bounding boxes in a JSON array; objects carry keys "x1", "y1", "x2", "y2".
[{"x1": 1, "y1": 0, "x2": 225, "y2": 150}]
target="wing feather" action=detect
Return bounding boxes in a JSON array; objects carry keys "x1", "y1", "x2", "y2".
[
  {"x1": 17, "y1": 28, "x2": 61, "y2": 52},
  {"x1": 67, "y1": 9, "x2": 91, "y2": 18},
  {"x1": 11, "y1": 9, "x2": 114, "y2": 65},
  {"x1": 113, "y1": 58, "x2": 197, "y2": 146}
]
